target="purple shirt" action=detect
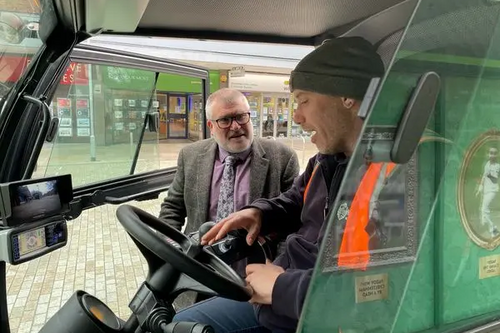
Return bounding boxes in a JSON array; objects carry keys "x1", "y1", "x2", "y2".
[{"x1": 208, "y1": 145, "x2": 252, "y2": 221}]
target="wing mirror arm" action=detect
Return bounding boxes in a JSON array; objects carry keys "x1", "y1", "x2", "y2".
[
  {"x1": 21, "y1": 94, "x2": 51, "y2": 180},
  {"x1": 147, "y1": 111, "x2": 160, "y2": 132},
  {"x1": 129, "y1": 111, "x2": 160, "y2": 175}
]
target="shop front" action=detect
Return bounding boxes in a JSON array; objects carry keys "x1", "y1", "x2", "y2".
[
  {"x1": 92, "y1": 68, "x2": 220, "y2": 145},
  {"x1": 52, "y1": 62, "x2": 91, "y2": 143},
  {"x1": 3, "y1": 57, "x2": 220, "y2": 146},
  {"x1": 228, "y1": 73, "x2": 300, "y2": 138},
  {"x1": 97, "y1": 65, "x2": 158, "y2": 146},
  {"x1": 155, "y1": 71, "x2": 220, "y2": 141},
  {"x1": 2, "y1": 52, "x2": 297, "y2": 145},
  {"x1": 0, "y1": 56, "x2": 93, "y2": 143}
]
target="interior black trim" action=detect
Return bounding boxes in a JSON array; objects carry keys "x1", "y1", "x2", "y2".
[
  {"x1": 72, "y1": 167, "x2": 176, "y2": 194},
  {"x1": 66, "y1": 168, "x2": 177, "y2": 220},
  {"x1": 0, "y1": 262, "x2": 8, "y2": 332},
  {"x1": 105, "y1": 28, "x2": 316, "y2": 46},
  {"x1": 71, "y1": 44, "x2": 210, "y2": 79}
]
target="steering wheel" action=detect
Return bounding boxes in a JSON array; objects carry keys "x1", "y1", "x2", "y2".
[{"x1": 116, "y1": 204, "x2": 252, "y2": 302}]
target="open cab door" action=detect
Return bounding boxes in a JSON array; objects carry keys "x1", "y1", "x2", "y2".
[
  {"x1": 34, "y1": 44, "x2": 211, "y2": 221},
  {"x1": 299, "y1": 0, "x2": 500, "y2": 332}
]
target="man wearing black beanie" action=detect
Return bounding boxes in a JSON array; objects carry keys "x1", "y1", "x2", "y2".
[{"x1": 173, "y1": 36, "x2": 385, "y2": 332}]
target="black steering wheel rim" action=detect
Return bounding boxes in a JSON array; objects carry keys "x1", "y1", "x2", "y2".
[{"x1": 116, "y1": 204, "x2": 252, "y2": 301}]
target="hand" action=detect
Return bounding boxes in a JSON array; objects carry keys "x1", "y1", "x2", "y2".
[
  {"x1": 245, "y1": 263, "x2": 284, "y2": 305},
  {"x1": 201, "y1": 208, "x2": 262, "y2": 246}
]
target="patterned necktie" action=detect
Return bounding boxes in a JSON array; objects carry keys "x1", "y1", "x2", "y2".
[{"x1": 216, "y1": 155, "x2": 237, "y2": 222}]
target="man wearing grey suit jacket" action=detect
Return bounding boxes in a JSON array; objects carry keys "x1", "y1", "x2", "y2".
[{"x1": 159, "y1": 88, "x2": 300, "y2": 238}]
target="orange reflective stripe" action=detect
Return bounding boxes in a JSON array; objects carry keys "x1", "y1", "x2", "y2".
[
  {"x1": 303, "y1": 162, "x2": 320, "y2": 204},
  {"x1": 338, "y1": 163, "x2": 380, "y2": 269},
  {"x1": 337, "y1": 133, "x2": 450, "y2": 269},
  {"x1": 385, "y1": 162, "x2": 396, "y2": 178},
  {"x1": 338, "y1": 162, "x2": 396, "y2": 270}
]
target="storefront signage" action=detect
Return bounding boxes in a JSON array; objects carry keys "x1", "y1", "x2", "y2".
[
  {"x1": 156, "y1": 71, "x2": 220, "y2": 93},
  {"x1": 229, "y1": 73, "x2": 290, "y2": 93},
  {"x1": 229, "y1": 66, "x2": 245, "y2": 77},
  {"x1": 75, "y1": 99, "x2": 90, "y2": 137},
  {"x1": 57, "y1": 98, "x2": 72, "y2": 138},
  {"x1": 0, "y1": 56, "x2": 88, "y2": 85},
  {"x1": 102, "y1": 66, "x2": 156, "y2": 91},
  {"x1": 61, "y1": 63, "x2": 88, "y2": 85}
]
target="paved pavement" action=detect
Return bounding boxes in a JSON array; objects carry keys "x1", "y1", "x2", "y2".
[{"x1": 5, "y1": 137, "x2": 317, "y2": 333}]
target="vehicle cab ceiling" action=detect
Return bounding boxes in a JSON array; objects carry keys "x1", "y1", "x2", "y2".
[
  {"x1": 83, "y1": 0, "x2": 500, "y2": 64},
  {"x1": 90, "y1": 0, "x2": 406, "y2": 45}
]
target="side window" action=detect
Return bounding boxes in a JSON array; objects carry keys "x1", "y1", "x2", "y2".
[{"x1": 34, "y1": 62, "x2": 209, "y2": 187}]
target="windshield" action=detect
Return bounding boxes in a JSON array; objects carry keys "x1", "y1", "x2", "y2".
[{"x1": 0, "y1": 1, "x2": 42, "y2": 98}]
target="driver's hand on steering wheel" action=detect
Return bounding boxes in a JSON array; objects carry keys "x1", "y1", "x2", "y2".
[{"x1": 201, "y1": 208, "x2": 263, "y2": 246}]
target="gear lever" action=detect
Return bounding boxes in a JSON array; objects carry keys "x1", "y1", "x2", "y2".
[
  {"x1": 186, "y1": 221, "x2": 216, "y2": 244},
  {"x1": 198, "y1": 221, "x2": 216, "y2": 242}
]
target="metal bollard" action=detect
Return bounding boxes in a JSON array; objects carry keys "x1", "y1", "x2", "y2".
[
  {"x1": 130, "y1": 132, "x2": 134, "y2": 160},
  {"x1": 90, "y1": 135, "x2": 96, "y2": 162}
]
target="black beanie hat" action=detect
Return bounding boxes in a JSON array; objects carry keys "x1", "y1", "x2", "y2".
[{"x1": 289, "y1": 37, "x2": 385, "y2": 100}]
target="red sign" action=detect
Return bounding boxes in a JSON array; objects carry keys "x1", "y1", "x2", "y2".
[
  {"x1": 0, "y1": 56, "x2": 88, "y2": 86},
  {"x1": 61, "y1": 62, "x2": 88, "y2": 85},
  {"x1": 76, "y1": 99, "x2": 89, "y2": 108},
  {"x1": 57, "y1": 98, "x2": 71, "y2": 108}
]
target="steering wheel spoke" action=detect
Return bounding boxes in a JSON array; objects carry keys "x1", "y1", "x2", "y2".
[
  {"x1": 171, "y1": 272, "x2": 219, "y2": 299},
  {"x1": 196, "y1": 247, "x2": 240, "y2": 277},
  {"x1": 155, "y1": 231, "x2": 200, "y2": 258}
]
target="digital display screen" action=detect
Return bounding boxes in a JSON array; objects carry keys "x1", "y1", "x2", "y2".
[
  {"x1": 17, "y1": 227, "x2": 46, "y2": 257},
  {"x1": 11, "y1": 179, "x2": 62, "y2": 222}
]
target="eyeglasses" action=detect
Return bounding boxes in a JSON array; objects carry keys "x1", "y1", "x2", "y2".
[{"x1": 213, "y1": 112, "x2": 251, "y2": 129}]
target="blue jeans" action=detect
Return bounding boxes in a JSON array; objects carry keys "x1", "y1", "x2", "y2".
[{"x1": 173, "y1": 297, "x2": 271, "y2": 333}]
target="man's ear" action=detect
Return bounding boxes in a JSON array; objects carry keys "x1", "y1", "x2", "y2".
[
  {"x1": 207, "y1": 120, "x2": 214, "y2": 135},
  {"x1": 340, "y1": 97, "x2": 356, "y2": 109}
]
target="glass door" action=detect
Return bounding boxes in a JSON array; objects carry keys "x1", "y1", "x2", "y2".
[
  {"x1": 262, "y1": 95, "x2": 276, "y2": 137},
  {"x1": 188, "y1": 93, "x2": 203, "y2": 141},
  {"x1": 167, "y1": 94, "x2": 188, "y2": 139},
  {"x1": 157, "y1": 92, "x2": 169, "y2": 139},
  {"x1": 276, "y1": 95, "x2": 291, "y2": 138},
  {"x1": 290, "y1": 96, "x2": 302, "y2": 137},
  {"x1": 245, "y1": 92, "x2": 262, "y2": 138}
]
